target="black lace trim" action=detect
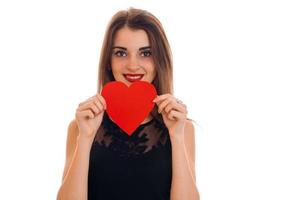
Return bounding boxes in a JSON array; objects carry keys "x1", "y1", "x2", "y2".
[{"x1": 93, "y1": 112, "x2": 170, "y2": 159}]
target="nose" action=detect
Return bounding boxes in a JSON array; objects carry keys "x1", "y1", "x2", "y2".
[{"x1": 126, "y1": 54, "x2": 140, "y2": 71}]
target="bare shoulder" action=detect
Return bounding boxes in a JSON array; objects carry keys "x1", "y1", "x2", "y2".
[
  {"x1": 61, "y1": 119, "x2": 79, "y2": 182},
  {"x1": 66, "y1": 119, "x2": 79, "y2": 148},
  {"x1": 68, "y1": 119, "x2": 79, "y2": 136},
  {"x1": 183, "y1": 119, "x2": 197, "y2": 181},
  {"x1": 184, "y1": 119, "x2": 195, "y2": 134},
  {"x1": 184, "y1": 119, "x2": 196, "y2": 147}
]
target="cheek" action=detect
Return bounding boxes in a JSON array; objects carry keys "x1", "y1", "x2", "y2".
[
  {"x1": 111, "y1": 58, "x2": 119, "y2": 69},
  {"x1": 143, "y1": 58, "x2": 154, "y2": 70},
  {"x1": 148, "y1": 65, "x2": 156, "y2": 76},
  {"x1": 111, "y1": 65, "x2": 123, "y2": 81},
  {"x1": 146, "y1": 66, "x2": 156, "y2": 81},
  {"x1": 111, "y1": 59, "x2": 123, "y2": 73}
]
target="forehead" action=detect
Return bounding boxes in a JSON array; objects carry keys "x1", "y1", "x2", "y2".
[{"x1": 113, "y1": 27, "x2": 150, "y2": 50}]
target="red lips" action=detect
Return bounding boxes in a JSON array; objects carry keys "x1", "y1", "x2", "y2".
[{"x1": 123, "y1": 74, "x2": 144, "y2": 82}]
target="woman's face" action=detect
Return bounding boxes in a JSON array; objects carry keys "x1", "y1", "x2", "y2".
[{"x1": 111, "y1": 26, "x2": 156, "y2": 87}]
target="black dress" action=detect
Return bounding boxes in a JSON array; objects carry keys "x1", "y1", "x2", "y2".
[{"x1": 88, "y1": 112, "x2": 172, "y2": 200}]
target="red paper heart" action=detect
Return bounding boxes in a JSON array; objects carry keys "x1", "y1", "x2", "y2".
[{"x1": 101, "y1": 81, "x2": 157, "y2": 136}]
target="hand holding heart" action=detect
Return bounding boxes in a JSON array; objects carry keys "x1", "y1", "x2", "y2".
[
  {"x1": 75, "y1": 93, "x2": 107, "y2": 139},
  {"x1": 153, "y1": 94, "x2": 188, "y2": 137},
  {"x1": 101, "y1": 81, "x2": 188, "y2": 136},
  {"x1": 74, "y1": 81, "x2": 188, "y2": 140}
]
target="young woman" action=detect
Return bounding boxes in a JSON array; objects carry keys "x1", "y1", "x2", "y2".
[{"x1": 57, "y1": 7, "x2": 200, "y2": 200}]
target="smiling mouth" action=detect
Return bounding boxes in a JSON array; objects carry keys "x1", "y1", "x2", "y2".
[{"x1": 123, "y1": 74, "x2": 144, "y2": 82}]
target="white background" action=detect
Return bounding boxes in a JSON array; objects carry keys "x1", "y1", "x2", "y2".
[{"x1": 0, "y1": 0, "x2": 299, "y2": 199}]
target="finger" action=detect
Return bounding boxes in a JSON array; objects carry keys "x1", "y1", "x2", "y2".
[
  {"x1": 165, "y1": 102, "x2": 174, "y2": 114},
  {"x1": 77, "y1": 101, "x2": 100, "y2": 115},
  {"x1": 89, "y1": 101, "x2": 100, "y2": 115},
  {"x1": 78, "y1": 95, "x2": 96, "y2": 107},
  {"x1": 153, "y1": 93, "x2": 172, "y2": 103},
  {"x1": 161, "y1": 109, "x2": 172, "y2": 119},
  {"x1": 93, "y1": 98, "x2": 104, "y2": 113},
  {"x1": 165, "y1": 101, "x2": 187, "y2": 114},
  {"x1": 76, "y1": 109, "x2": 95, "y2": 119},
  {"x1": 78, "y1": 99, "x2": 92, "y2": 107},
  {"x1": 158, "y1": 98, "x2": 172, "y2": 113},
  {"x1": 167, "y1": 110, "x2": 187, "y2": 121},
  {"x1": 96, "y1": 94, "x2": 107, "y2": 109}
]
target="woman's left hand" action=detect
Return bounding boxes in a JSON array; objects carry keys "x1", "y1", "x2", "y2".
[{"x1": 153, "y1": 94, "x2": 188, "y2": 138}]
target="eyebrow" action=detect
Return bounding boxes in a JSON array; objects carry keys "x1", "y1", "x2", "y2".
[{"x1": 112, "y1": 46, "x2": 151, "y2": 51}]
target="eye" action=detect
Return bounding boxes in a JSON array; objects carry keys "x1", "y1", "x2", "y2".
[
  {"x1": 114, "y1": 50, "x2": 127, "y2": 57},
  {"x1": 141, "y1": 50, "x2": 152, "y2": 57}
]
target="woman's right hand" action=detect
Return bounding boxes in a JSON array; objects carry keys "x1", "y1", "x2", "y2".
[{"x1": 75, "y1": 93, "x2": 107, "y2": 139}]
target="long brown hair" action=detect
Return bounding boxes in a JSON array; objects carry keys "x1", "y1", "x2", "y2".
[{"x1": 97, "y1": 7, "x2": 173, "y2": 123}]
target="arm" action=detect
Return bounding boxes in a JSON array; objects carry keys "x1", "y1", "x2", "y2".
[
  {"x1": 56, "y1": 120, "x2": 94, "y2": 200},
  {"x1": 170, "y1": 120, "x2": 200, "y2": 200}
]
